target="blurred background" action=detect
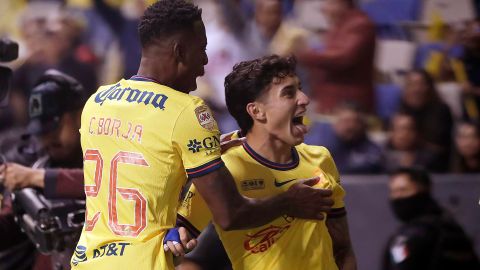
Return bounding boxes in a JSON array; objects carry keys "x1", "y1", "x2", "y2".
[{"x1": 0, "y1": 0, "x2": 479, "y2": 270}]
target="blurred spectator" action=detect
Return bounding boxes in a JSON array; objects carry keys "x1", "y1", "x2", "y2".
[
  {"x1": 383, "y1": 167, "x2": 479, "y2": 270},
  {"x1": 194, "y1": 1, "x2": 248, "y2": 132},
  {"x1": 399, "y1": 69, "x2": 453, "y2": 167},
  {"x1": 196, "y1": 0, "x2": 308, "y2": 131},
  {"x1": 9, "y1": 7, "x2": 98, "y2": 127},
  {"x1": 15, "y1": 8, "x2": 98, "y2": 93},
  {"x1": 451, "y1": 121, "x2": 480, "y2": 173},
  {"x1": 307, "y1": 102, "x2": 383, "y2": 174},
  {"x1": 296, "y1": 0, "x2": 376, "y2": 114},
  {"x1": 384, "y1": 112, "x2": 443, "y2": 173},
  {"x1": 91, "y1": 0, "x2": 146, "y2": 79},
  {"x1": 218, "y1": 0, "x2": 308, "y2": 59},
  {"x1": 460, "y1": 19, "x2": 480, "y2": 122}
]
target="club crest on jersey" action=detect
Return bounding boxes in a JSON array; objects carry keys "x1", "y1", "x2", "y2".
[{"x1": 195, "y1": 105, "x2": 215, "y2": 130}]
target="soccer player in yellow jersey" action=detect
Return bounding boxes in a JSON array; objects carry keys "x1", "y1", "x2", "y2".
[
  {"x1": 178, "y1": 55, "x2": 357, "y2": 270},
  {"x1": 71, "y1": 1, "x2": 335, "y2": 269}
]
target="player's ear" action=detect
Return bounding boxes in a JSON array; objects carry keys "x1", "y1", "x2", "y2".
[
  {"x1": 173, "y1": 40, "x2": 186, "y2": 64},
  {"x1": 246, "y1": 102, "x2": 266, "y2": 122}
]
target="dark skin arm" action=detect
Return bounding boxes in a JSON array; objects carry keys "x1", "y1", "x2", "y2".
[
  {"x1": 193, "y1": 166, "x2": 334, "y2": 231},
  {"x1": 327, "y1": 215, "x2": 357, "y2": 270}
]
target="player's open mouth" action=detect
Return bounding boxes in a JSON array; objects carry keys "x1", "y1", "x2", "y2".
[
  {"x1": 292, "y1": 115, "x2": 308, "y2": 135},
  {"x1": 292, "y1": 116, "x2": 303, "y2": 125}
]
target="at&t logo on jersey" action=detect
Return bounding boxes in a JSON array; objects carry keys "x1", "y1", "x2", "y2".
[
  {"x1": 95, "y1": 83, "x2": 168, "y2": 109},
  {"x1": 93, "y1": 242, "x2": 131, "y2": 259},
  {"x1": 243, "y1": 224, "x2": 291, "y2": 254}
]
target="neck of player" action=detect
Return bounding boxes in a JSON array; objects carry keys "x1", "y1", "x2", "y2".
[
  {"x1": 137, "y1": 43, "x2": 185, "y2": 92},
  {"x1": 245, "y1": 128, "x2": 294, "y2": 164}
]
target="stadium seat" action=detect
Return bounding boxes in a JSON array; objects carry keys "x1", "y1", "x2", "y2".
[
  {"x1": 375, "y1": 83, "x2": 402, "y2": 121},
  {"x1": 361, "y1": 0, "x2": 421, "y2": 39}
]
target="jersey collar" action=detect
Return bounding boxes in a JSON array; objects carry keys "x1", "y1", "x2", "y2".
[
  {"x1": 242, "y1": 142, "x2": 299, "y2": 171},
  {"x1": 130, "y1": 75, "x2": 162, "y2": 85}
]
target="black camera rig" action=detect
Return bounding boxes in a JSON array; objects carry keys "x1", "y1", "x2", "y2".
[
  {"x1": 0, "y1": 154, "x2": 85, "y2": 254},
  {"x1": 11, "y1": 188, "x2": 85, "y2": 254}
]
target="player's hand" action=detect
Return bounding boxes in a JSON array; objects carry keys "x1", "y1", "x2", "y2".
[
  {"x1": 0, "y1": 163, "x2": 45, "y2": 191},
  {"x1": 163, "y1": 227, "x2": 197, "y2": 257},
  {"x1": 220, "y1": 130, "x2": 245, "y2": 154},
  {"x1": 284, "y1": 177, "x2": 334, "y2": 220}
]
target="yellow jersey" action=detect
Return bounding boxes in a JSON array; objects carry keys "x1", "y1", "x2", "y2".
[
  {"x1": 71, "y1": 76, "x2": 224, "y2": 270},
  {"x1": 178, "y1": 142, "x2": 346, "y2": 270}
]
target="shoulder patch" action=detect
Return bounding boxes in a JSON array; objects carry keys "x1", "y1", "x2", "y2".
[{"x1": 195, "y1": 105, "x2": 215, "y2": 131}]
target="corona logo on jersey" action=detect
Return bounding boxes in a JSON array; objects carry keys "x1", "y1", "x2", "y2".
[
  {"x1": 94, "y1": 83, "x2": 169, "y2": 109},
  {"x1": 243, "y1": 224, "x2": 291, "y2": 254}
]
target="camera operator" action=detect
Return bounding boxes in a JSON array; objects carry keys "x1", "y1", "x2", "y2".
[{"x1": 0, "y1": 69, "x2": 87, "y2": 270}]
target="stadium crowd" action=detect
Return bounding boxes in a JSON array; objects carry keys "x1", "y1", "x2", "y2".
[
  {"x1": 0, "y1": 0, "x2": 479, "y2": 270},
  {"x1": 0, "y1": 0, "x2": 479, "y2": 174}
]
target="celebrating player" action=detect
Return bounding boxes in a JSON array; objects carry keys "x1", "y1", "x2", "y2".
[
  {"x1": 71, "y1": 1, "x2": 334, "y2": 269},
  {"x1": 178, "y1": 55, "x2": 357, "y2": 270}
]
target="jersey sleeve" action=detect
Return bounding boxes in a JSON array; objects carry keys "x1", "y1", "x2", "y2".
[
  {"x1": 172, "y1": 98, "x2": 224, "y2": 178},
  {"x1": 319, "y1": 147, "x2": 346, "y2": 217}
]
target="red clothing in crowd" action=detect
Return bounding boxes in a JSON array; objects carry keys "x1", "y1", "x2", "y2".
[{"x1": 298, "y1": 9, "x2": 376, "y2": 114}]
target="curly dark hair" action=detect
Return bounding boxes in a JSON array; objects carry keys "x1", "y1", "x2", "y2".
[
  {"x1": 138, "y1": 0, "x2": 202, "y2": 47},
  {"x1": 225, "y1": 55, "x2": 297, "y2": 133}
]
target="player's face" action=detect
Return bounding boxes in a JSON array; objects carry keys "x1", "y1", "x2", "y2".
[
  {"x1": 256, "y1": 75, "x2": 310, "y2": 146},
  {"x1": 39, "y1": 112, "x2": 81, "y2": 163},
  {"x1": 389, "y1": 174, "x2": 422, "y2": 199},
  {"x1": 178, "y1": 20, "x2": 208, "y2": 93}
]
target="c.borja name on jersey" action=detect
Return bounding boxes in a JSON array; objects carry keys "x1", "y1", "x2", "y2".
[{"x1": 94, "y1": 83, "x2": 168, "y2": 109}]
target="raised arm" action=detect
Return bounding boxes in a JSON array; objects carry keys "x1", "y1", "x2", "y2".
[
  {"x1": 327, "y1": 215, "x2": 357, "y2": 270},
  {"x1": 193, "y1": 166, "x2": 333, "y2": 231}
]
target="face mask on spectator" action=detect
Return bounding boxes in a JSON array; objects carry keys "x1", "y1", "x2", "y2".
[{"x1": 390, "y1": 192, "x2": 434, "y2": 223}]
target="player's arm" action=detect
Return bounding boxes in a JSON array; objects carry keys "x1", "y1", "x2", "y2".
[
  {"x1": 320, "y1": 147, "x2": 357, "y2": 270},
  {"x1": 193, "y1": 166, "x2": 332, "y2": 231},
  {"x1": 327, "y1": 214, "x2": 357, "y2": 270}
]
